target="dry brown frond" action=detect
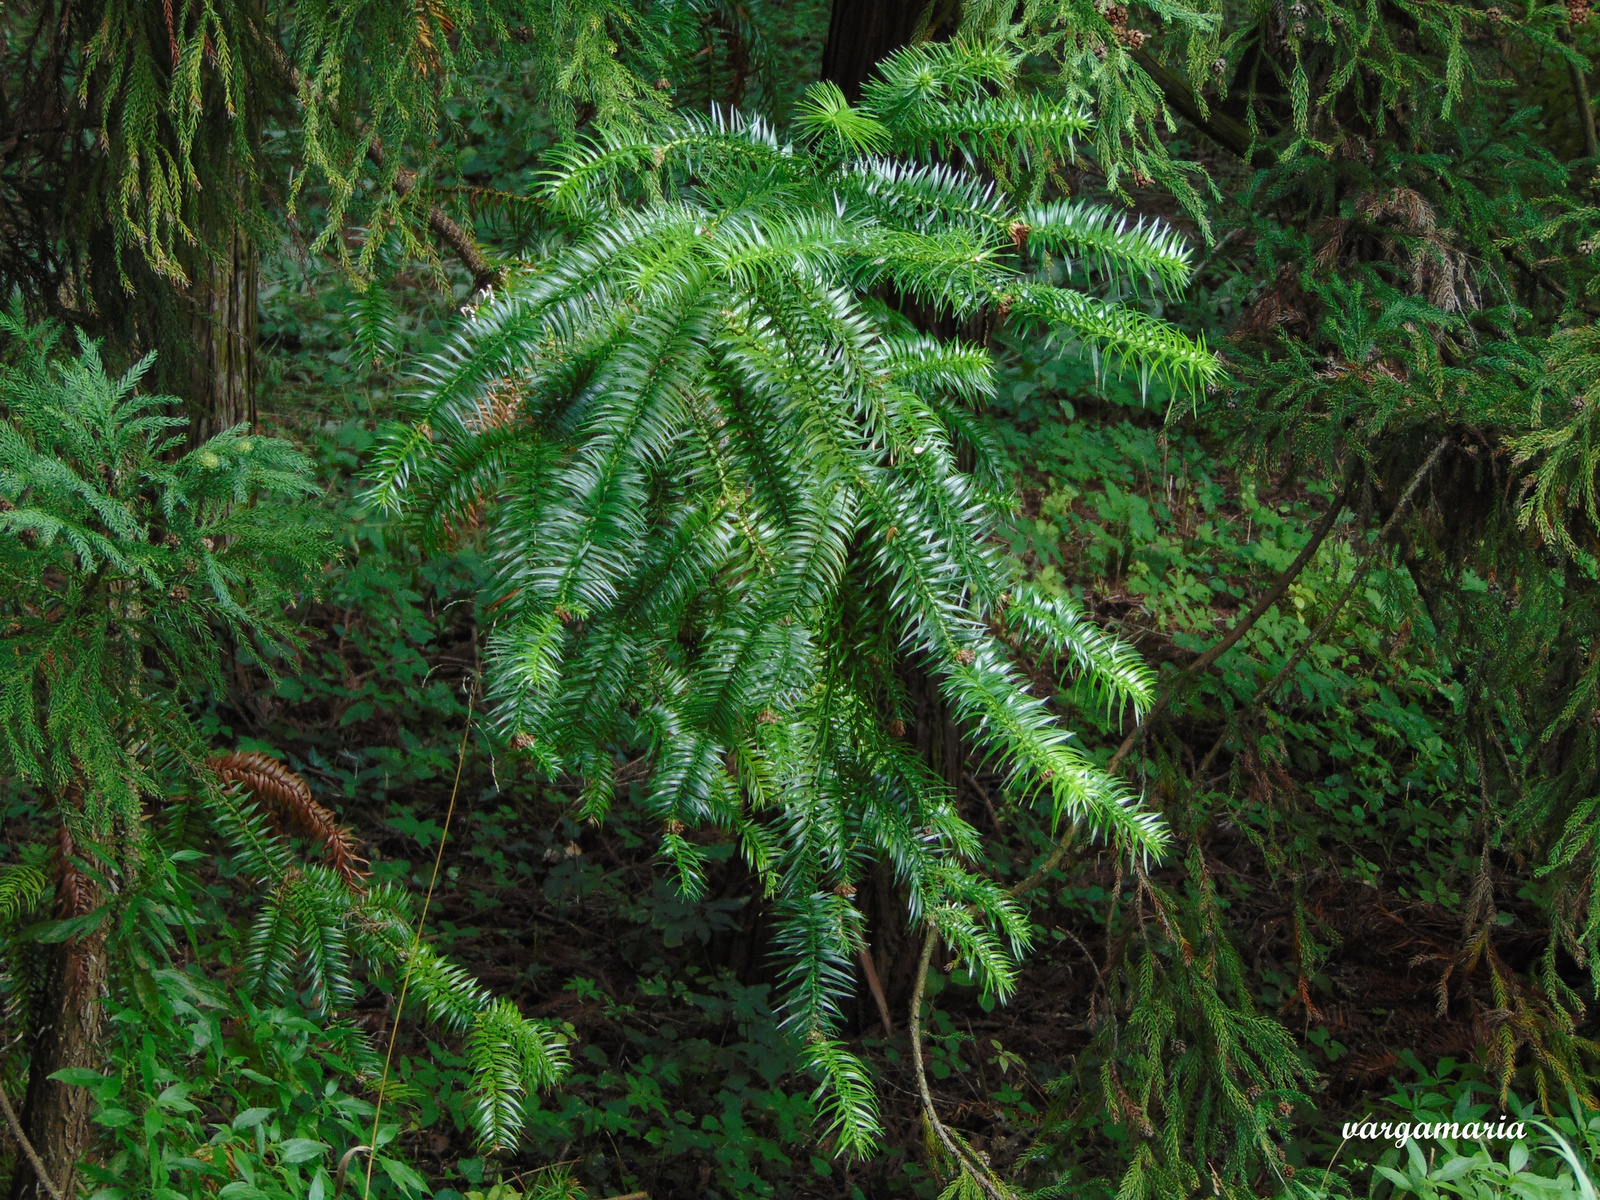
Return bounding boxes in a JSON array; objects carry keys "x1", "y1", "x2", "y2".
[
  {"x1": 211, "y1": 751, "x2": 369, "y2": 888},
  {"x1": 465, "y1": 381, "x2": 524, "y2": 433}
]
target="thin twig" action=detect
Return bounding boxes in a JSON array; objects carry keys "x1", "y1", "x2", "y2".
[
  {"x1": 1106, "y1": 465, "x2": 1357, "y2": 775},
  {"x1": 1008, "y1": 819, "x2": 1082, "y2": 899},
  {"x1": 1195, "y1": 437, "x2": 1451, "y2": 776},
  {"x1": 363, "y1": 686, "x2": 477, "y2": 1200},
  {"x1": 857, "y1": 945, "x2": 895, "y2": 1035},
  {"x1": 963, "y1": 770, "x2": 1003, "y2": 833},
  {"x1": 0, "y1": 1083, "x2": 66, "y2": 1200},
  {"x1": 1560, "y1": 25, "x2": 1599, "y2": 162},
  {"x1": 908, "y1": 929, "x2": 1009, "y2": 1200},
  {"x1": 1006, "y1": 467, "x2": 1359, "y2": 899},
  {"x1": 1253, "y1": 439, "x2": 1449, "y2": 706}
]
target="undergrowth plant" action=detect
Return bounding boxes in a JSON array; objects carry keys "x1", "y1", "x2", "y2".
[
  {"x1": 0, "y1": 310, "x2": 566, "y2": 1199},
  {"x1": 1283, "y1": 1063, "x2": 1600, "y2": 1199}
]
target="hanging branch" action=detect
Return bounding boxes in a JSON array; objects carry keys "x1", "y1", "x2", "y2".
[
  {"x1": 0, "y1": 1084, "x2": 65, "y2": 1200},
  {"x1": 1559, "y1": 26, "x2": 1600, "y2": 163},
  {"x1": 1128, "y1": 49, "x2": 1275, "y2": 167},
  {"x1": 265, "y1": 44, "x2": 502, "y2": 293},
  {"x1": 368, "y1": 138, "x2": 504, "y2": 294},
  {"x1": 1195, "y1": 437, "x2": 1452, "y2": 776},
  {"x1": 1105, "y1": 464, "x2": 1357, "y2": 775}
]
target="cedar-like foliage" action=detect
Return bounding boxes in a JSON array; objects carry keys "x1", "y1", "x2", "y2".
[
  {"x1": 0, "y1": 310, "x2": 566, "y2": 1154},
  {"x1": 0, "y1": 0, "x2": 675, "y2": 294},
  {"x1": 0, "y1": 306, "x2": 324, "y2": 830}
]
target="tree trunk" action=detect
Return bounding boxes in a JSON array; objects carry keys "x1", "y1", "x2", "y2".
[
  {"x1": 9, "y1": 831, "x2": 107, "y2": 1200},
  {"x1": 821, "y1": 0, "x2": 957, "y2": 101},
  {"x1": 184, "y1": 0, "x2": 266, "y2": 450},
  {"x1": 185, "y1": 221, "x2": 259, "y2": 446}
]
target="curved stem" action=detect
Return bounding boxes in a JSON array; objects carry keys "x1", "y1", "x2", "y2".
[
  {"x1": 1105, "y1": 464, "x2": 1357, "y2": 775},
  {"x1": 1258, "y1": 439, "x2": 1447, "y2": 706},
  {"x1": 1008, "y1": 819, "x2": 1081, "y2": 898},
  {"x1": 908, "y1": 927, "x2": 1009, "y2": 1200},
  {"x1": 1195, "y1": 437, "x2": 1451, "y2": 777},
  {"x1": 332, "y1": 1145, "x2": 372, "y2": 1199},
  {"x1": 0, "y1": 1083, "x2": 65, "y2": 1200}
]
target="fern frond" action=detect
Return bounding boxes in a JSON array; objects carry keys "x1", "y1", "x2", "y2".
[
  {"x1": 0, "y1": 848, "x2": 50, "y2": 926},
  {"x1": 212, "y1": 752, "x2": 369, "y2": 886}
]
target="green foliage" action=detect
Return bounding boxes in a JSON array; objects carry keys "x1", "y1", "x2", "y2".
[
  {"x1": 18, "y1": 0, "x2": 1600, "y2": 1191},
  {"x1": 0, "y1": 303, "x2": 324, "y2": 835},
  {"x1": 4, "y1": 0, "x2": 677, "y2": 291},
  {"x1": 74, "y1": 964, "x2": 423, "y2": 1200},
  {"x1": 0, "y1": 313, "x2": 568, "y2": 1185},
  {"x1": 959, "y1": 0, "x2": 1224, "y2": 227},
  {"x1": 367, "y1": 38, "x2": 1218, "y2": 1156},
  {"x1": 977, "y1": 334, "x2": 1600, "y2": 1197},
  {"x1": 213, "y1": 793, "x2": 571, "y2": 1151},
  {"x1": 288, "y1": 0, "x2": 677, "y2": 278},
  {"x1": 1036, "y1": 848, "x2": 1313, "y2": 1199},
  {"x1": 1284, "y1": 1064, "x2": 1600, "y2": 1199}
]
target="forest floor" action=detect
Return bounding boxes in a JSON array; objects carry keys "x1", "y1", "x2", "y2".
[{"x1": 210, "y1": 240, "x2": 1586, "y2": 1200}]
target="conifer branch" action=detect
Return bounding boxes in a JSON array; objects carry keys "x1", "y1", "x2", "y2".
[
  {"x1": 369, "y1": 139, "x2": 504, "y2": 293},
  {"x1": 371, "y1": 42, "x2": 1208, "y2": 1150},
  {"x1": 1128, "y1": 49, "x2": 1273, "y2": 167},
  {"x1": 1104, "y1": 462, "x2": 1358, "y2": 775},
  {"x1": 265, "y1": 40, "x2": 505, "y2": 293},
  {"x1": 1012, "y1": 465, "x2": 1358, "y2": 899},
  {"x1": 1196, "y1": 437, "x2": 1453, "y2": 776},
  {"x1": 1559, "y1": 26, "x2": 1600, "y2": 162}
]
